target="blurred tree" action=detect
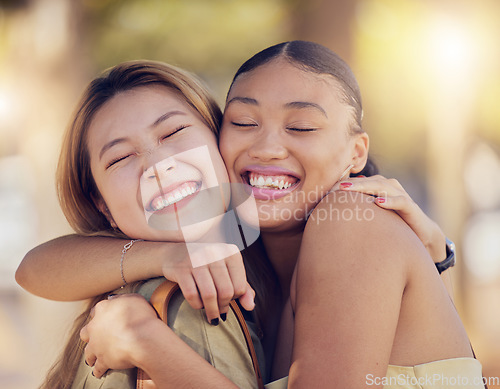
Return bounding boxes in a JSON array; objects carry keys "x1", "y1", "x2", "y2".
[
  {"x1": 0, "y1": 0, "x2": 29, "y2": 9},
  {"x1": 287, "y1": 0, "x2": 358, "y2": 62},
  {"x1": 79, "y1": 0, "x2": 289, "y2": 102}
]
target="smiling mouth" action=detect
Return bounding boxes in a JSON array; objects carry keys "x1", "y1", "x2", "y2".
[
  {"x1": 148, "y1": 181, "x2": 201, "y2": 212},
  {"x1": 244, "y1": 172, "x2": 299, "y2": 190}
]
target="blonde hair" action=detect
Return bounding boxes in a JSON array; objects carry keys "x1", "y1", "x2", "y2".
[
  {"x1": 41, "y1": 60, "x2": 222, "y2": 389},
  {"x1": 57, "y1": 60, "x2": 222, "y2": 237}
]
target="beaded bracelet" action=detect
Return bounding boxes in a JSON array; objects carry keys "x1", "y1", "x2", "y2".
[{"x1": 120, "y1": 239, "x2": 143, "y2": 288}]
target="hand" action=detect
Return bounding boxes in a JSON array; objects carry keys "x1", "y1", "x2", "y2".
[
  {"x1": 161, "y1": 243, "x2": 255, "y2": 324},
  {"x1": 80, "y1": 294, "x2": 161, "y2": 378},
  {"x1": 338, "y1": 175, "x2": 447, "y2": 262}
]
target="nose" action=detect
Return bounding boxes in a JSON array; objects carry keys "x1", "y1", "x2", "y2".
[
  {"x1": 143, "y1": 156, "x2": 176, "y2": 180},
  {"x1": 247, "y1": 128, "x2": 288, "y2": 162}
]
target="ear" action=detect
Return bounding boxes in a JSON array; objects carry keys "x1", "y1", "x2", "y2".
[
  {"x1": 350, "y1": 132, "x2": 369, "y2": 174},
  {"x1": 94, "y1": 196, "x2": 118, "y2": 229}
]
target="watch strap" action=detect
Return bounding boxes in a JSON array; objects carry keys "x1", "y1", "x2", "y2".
[{"x1": 435, "y1": 238, "x2": 456, "y2": 274}]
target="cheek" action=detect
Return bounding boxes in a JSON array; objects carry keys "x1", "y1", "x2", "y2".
[
  {"x1": 304, "y1": 140, "x2": 348, "y2": 186},
  {"x1": 96, "y1": 170, "x2": 139, "y2": 212},
  {"x1": 218, "y1": 131, "x2": 236, "y2": 166},
  {"x1": 205, "y1": 143, "x2": 230, "y2": 184}
]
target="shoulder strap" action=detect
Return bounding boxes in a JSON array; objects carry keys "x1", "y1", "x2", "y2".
[
  {"x1": 136, "y1": 280, "x2": 178, "y2": 389},
  {"x1": 137, "y1": 280, "x2": 264, "y2": 389},
  {"x1": 229, "y1": 300, "x2": 264, "y2": 389},
  {"x1": 149, "y1": 279, "x2": 180, "y2": 321}
]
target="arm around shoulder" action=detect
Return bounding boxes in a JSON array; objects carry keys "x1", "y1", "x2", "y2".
[{"x1": 16, "y1": 235, "x2": 165, "y2": 300}]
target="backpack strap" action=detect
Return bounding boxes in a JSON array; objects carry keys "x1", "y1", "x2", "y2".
[
  {"x1": 229, "y1": 299, "x2": 264, "y2": 389},
  {"x1": 136, "y1": 280, "x2": 264, "y2": 389},
  {"x1": 136, "y1": 280, "x2": 179, "y2": 389}
]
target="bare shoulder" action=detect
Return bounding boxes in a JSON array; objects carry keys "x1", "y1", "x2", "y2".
[
  {"x1": 307, "y1": 190, "x2": 419, "y2": 244},
  {"x1": 307, "y1": 190, "x2": 382, "y2": 230},
  {"x1": 302, "y1": 190, "x2": 429, "y2": 274}
]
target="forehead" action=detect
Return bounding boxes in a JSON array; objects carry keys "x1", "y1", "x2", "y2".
[
  {"x1": 90, "y1": 85, "x2": 188, "y2": 131},
  {"x1": 228, "y1": 59, "x2": 345, "y2": 104},
  {"x1": 86, "y1": 85, "x2": 200, "y2": 151}
]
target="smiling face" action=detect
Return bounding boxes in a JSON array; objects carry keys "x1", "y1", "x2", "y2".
[
  {"x1": 87, "y1": 85, "x2": 229, "y2": 241},
  {"x1": 219, "y1": 59, "x2": 368, "y2": 232}
]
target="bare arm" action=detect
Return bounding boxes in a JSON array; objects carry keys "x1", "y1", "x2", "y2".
[
  {"x1": 289, "y1": 194, "x2": 412, "y2": 388},
  {"x1": 16, "y1": 235, "x2": 255, "y2": 322},
  {"x1": 340, "y1": 175, "x2": 454, "y2": 295},
  {"x1": 16, "y1": 235, "x2": 165, "y2": 300},
  {"x1": 136, "y1": 322, "x2": 239, "y2": 388}
]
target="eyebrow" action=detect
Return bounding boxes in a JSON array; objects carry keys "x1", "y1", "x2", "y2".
[
  {"x1": 225, "y1": 96, "x2": 258, "y2": 108},
  {"x1": 284, "y1": 101, "x2": 328, "y2": 118},
  {"x1": 99, "y1": 138, "x2": 128, "y2": 161},
  {"x1": 226, "y1": 97, "x2": 327, "y2": 118},
  {"x1": 151, "y1": 110, "x2": 186, "y2": 127},
  {"x1": 98, "y1": 110, "x2": 187, "y2": 161}
]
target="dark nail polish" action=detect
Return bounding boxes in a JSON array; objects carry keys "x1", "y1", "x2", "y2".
[
  {"x1": 221, "y1": 313, "x2": 227, "y2": 322},
  {"x1": 85, "y1": 359, "x2": 89, "y2": 366},
  {"x1": 211, "y1": 318, "x2": 219, "y2": 326},
  {"x1": 91, "y1": 370, "x2": 95, "y2": 377}
]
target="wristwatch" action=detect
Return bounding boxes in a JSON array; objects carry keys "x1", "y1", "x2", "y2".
[{"x1": 435, "y1": 238, "x2": 456, "y2": 274}]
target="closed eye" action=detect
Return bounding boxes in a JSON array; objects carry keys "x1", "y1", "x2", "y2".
[
  {"x1": 231, "y1": 121, "x2": 257, "y2": 128},
  {"x1": 106, "y1": 154, "x2": 134, "y2": 169},
  {"x1": 287, "y1": 127, "x2": 317, "y2": 132},
  {"x1": 160, "y1": 124, "x2": 190, "y2": 142}
]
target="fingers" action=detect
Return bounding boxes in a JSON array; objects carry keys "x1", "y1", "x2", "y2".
[
  {"x1": 238, "y1": 282, "x2": 256, "y2": 311},
  {"x1": 92, "y1": 359, "x2": 108, "y2": 379},
  {"x1": 80, "y1": 325, "x2": 89, "y2": 343},
  {"x1": 83, "y1": 342, "x2": 97, "y2": 368},
  {"x1": 172, "y1": 244, "x2": 250, "y2": 324},
  {"x1": 84, "y1": 345, "x2": 108, "y2": 379},
  {"x1": 339, "y1": 175, "x2": 406, "y2": 198},
  {"x1": 373, "y1": 194, "x2": 416, "y2": 215},
  {"x1": 176, "y1": 273, "x2": 204, "y2": 310},
  {"x1": 225, "y1": 252, "x2": 250, "y2": 300},
  {"x1": 340, "y1": 176, "x2": 422, "y2": 221},
  {"x1": 191, "y1": 266, "x2": 220, "y2": 324},
  {"x1": 226, "y1": 254, "x2": 255, "y2": 311},
  {"x1": 208, "y1": 261, "x2": 234, "y2": 317}
]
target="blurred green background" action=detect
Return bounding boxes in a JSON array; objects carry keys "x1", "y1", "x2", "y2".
[{"x1": 1, "y1": 0, "x2": 499, "y2": 388}]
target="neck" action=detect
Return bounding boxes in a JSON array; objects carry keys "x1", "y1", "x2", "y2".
[{"x1": 261, "y1": 229, "x2": 303, "y2": 298}]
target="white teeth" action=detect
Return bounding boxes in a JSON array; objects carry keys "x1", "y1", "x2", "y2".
[
  {"x1": 150, "y1": 182, "x2": 199, "y2": 211},
  {"x1": 152, "y1": 197, "x2": 163, "y2": 210},
  {"x1": 248, "y1": 174, "x2": 296, "y2": 190}
]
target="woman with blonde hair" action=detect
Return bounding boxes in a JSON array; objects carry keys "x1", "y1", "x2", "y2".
[{"x1": 32, "y1": 59, "x2": 265, "y2": 388}]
